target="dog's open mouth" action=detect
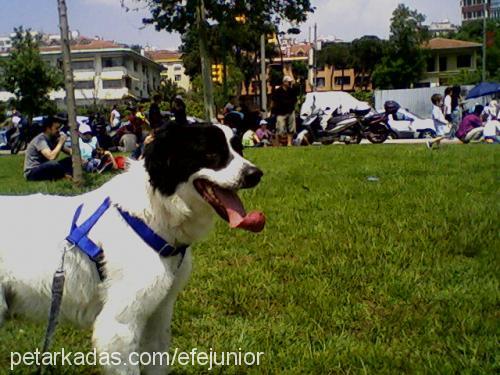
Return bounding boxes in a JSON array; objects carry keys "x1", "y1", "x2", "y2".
[{"x1": 193, "y1": 179, "x2": 265, "y2": 232}]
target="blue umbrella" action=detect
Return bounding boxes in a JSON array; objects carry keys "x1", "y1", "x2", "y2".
[{"x1": 465, "y1": 82, "x2": 500, "y2": 99}]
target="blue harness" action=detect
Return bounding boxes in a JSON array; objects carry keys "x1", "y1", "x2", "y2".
[{"x1": 66, "y1": 197, "x2": 188, "y2": 280}]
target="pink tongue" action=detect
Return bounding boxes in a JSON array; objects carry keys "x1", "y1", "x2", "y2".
[{"x1": 213, "y1": 186, "x2": 266, "y2": 233}]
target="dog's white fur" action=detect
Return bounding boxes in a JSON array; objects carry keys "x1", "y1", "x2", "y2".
[{"x1": 0, "y1": 125, "x2": 255, "y2": 374}]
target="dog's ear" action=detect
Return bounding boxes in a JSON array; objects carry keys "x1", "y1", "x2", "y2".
[{"x1": 144, "y1": 125, "x2": 185, "y2": 196}]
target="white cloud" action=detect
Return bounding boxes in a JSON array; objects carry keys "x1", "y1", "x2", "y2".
[{"x1": 296, "y1": 0, "x2": 461, "y2": 42}]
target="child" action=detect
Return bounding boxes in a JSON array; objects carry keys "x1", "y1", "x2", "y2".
[
  {"x1": 79, "y1": 124, "x2": 117, "y2": 173},
  {"x1": 426, "y1": 94, "x2": 451, "y2": 149}
]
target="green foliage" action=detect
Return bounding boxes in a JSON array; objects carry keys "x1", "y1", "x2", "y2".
[
  {"x1": 351, "y1": 90, "x2": 374, "y2": 106},
  {"x1": 140, "y1": 1, "x2": 314, "y2": 34},
  {"x1": 317, "y1": 43, "x2": 352, "y2": 69},
  {"x1": 372, "y1": 4, "x2": 429, "y2": 89},
  {"x1": 451, "y1": 19, "x2": 500, "y2": 81},
  {"x1": 351, "y1": 36, "x2": 386, "y2": 89},
  {"x1": 292, "y1": 60, "x2": 308, "y2": 96},
  {"x1": 0, "y1": 145, "x2": 498, "y2": 373},
  {"x1": 157, "y1": 78, "x2": 185, "y2": 104},
  {"x1": 0, "y1": 27, "x2": 63, "y2": 121},
  {"x1": 448, "y1": 69, "x2": 482, "y2": 86},
  {"x1": 318, "y1": 43, "x2": 353, "y2": 90}
]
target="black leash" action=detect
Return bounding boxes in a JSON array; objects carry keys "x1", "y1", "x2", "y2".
[{"x1": 38, "y1": 244, "x2": 71, "y2": 374}]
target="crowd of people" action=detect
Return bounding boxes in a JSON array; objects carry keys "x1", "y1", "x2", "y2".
[
  {"x1": 6, "y1": 94, "x2": 190, "y2": 181},
  {"x1": 427, "y1": 86, "x2": 499, "y2": 148},
  {"x1": 2, "y1": 79, "x2": 498, "y2": 182}
]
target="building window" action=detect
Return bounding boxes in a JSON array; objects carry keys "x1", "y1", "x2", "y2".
[
  {"x1": 174, "y1": 65, "x2": 182, "y2": 71},
  {"x1": 71, "y1": 60, "x2": 94, "y2": 70},
  {"x1": 133, "y1": 61, "x2": 138, "y2": 71},
  {"x1": 174, "y1": 74, "x2": 181, "y2": 82},
  {"x1": 102, "y1": 57, "x2": 123, "y2": 68},
  {"x1": 102, "y1": 79, "x2": 123, "y2": 89},
  {"x1": 125, "y1": 77, "x2": 132, "y2": 89},
  {"x1": 439, "y1": 56, "x2": 448, "y2": 71},
  {"x1": 457, "y1": 55, "x2": 472, "y2": 68},
  {"x1": 74, "y1": 80, "x2": 95, "y2": 89},
  {"x1": 334, "y1": 76, "x2": 351, "y2": 86},
  {"x1": 427, "y1": 57, "x2": 436, "y2": 72},
  {"x1": 315, "y1": 77, "x2": 325, "y2": 87}
]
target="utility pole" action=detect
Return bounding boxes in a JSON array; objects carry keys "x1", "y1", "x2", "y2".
[
  {"x1": 482, "y1": 0, "x2": 487, "y2": 82},
  {"x1": 260, "y1": 34, "x2": 267, "y2": 113},
  {"x1": 197, "y1": 0, "x2": 215, "y2": 121},
  {"x1": 313, "y1": 23, "x2": 317, "y2": 92},
  {"x1": 57, "y1": 0, "x2": 82, "y2": 185}
]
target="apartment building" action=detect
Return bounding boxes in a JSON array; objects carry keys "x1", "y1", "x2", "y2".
[
  {"x1": 419, "y1": 38, "x2": 481, "y2": 87},
  {"x1": 0, "y1": 38, "x2": 163, "y2": 105},
  {"x1": 147, "y1": 50, "x2": 191, "y2": 92},
  {"x1": 461, "y1": 0, "x2": 491, "y2": 22}
]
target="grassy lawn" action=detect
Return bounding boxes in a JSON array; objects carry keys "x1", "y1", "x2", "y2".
[{"x1": 0, "y1": 144, "x2": 498, "y2": 374}]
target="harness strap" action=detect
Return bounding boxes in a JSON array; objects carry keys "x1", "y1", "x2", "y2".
[
  {"x1": 116, "y1": 206, "x2": 188, "y2": 258},
  {"x1": 66, "y1": 197, "x2": 111, "y2": 260}
]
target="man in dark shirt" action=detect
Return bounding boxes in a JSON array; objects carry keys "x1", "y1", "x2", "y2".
[
  {"x1": 149, "y1": 94, "x2": 163, "y2": 129},
  {"x1": 24, "y1": 116, "x2": 72, "y2": 181},
  {"x1": 272, "y1": 76, "x2": 298, "y2": 146}
]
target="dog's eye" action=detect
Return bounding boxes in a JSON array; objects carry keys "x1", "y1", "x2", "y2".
[{"x1": 206, "y1": 153, "x2": 220, "y2": 163}]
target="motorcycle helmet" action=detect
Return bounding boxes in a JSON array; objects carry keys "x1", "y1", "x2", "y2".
[{"x1": 384, "y1": 100, "x2": 400, "y2": 115}]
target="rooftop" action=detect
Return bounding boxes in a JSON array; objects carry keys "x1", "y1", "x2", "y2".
[
  {"x1": 40, "y1": 38, "x2": 124, "y2": 52},
  {"x1": 423, "y1": 37, "x2": 482, "y2": 50},
  {"x1": 147, "y1": 50, "x2": 182, "y2": 61}
]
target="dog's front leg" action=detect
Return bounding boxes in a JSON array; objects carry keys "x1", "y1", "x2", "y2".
[
  {"x1": 140, "y1": 251, "x2": 192, "y2": 375},
  {"x1": 92, "y1": 281, "x2": 168, "y2": 375},
  {"x1": 140, "y1": 297, "x2": 175, "y2": 375}
]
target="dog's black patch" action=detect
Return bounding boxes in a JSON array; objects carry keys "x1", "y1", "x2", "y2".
[
  {"x1": 144, "y1": 124, "x2": 231, "y2": 196},
  {"x1": 230, "y1": 135, "x2": 243, "y2": 156}
]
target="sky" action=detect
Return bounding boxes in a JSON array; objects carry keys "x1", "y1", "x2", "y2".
[{"x1": 0, "y1": 0, "x2": 462, "y2": 50}]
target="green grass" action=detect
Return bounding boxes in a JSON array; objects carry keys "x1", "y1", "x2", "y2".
[{"x1": 0, "y1": 145, "x2": 499, "y2": 374}]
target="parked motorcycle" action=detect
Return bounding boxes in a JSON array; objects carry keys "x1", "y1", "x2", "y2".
[
  {"x1": 8, "y1": 118, "x2": 41, "y2": 154},
  {"x1": 300, "y1": 101, "x2": 398, "y2": 145}
]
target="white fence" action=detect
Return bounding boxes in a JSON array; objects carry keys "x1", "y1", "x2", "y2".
[{"x1": 374, "y1": 86, "x2": 474, "y2": 118}]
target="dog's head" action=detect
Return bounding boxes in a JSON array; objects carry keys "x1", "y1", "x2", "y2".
[{"x1": 143, "y1": 123, "x2": 265, "y2": 232}]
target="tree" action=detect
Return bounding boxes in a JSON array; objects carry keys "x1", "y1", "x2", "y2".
[
  {"x1": 318, "y1": 43, "x2": 352, "y2": 91},
  {"x1": 0, "y1": 27, "x2": 63, "y2": 123},
  {"x1": 372, "y1": 4, "x2": 430, "y2": 89},
  {"x1": 351, "y1": 36, "x2": 386, "y2": 90},
  {"x1": 135, "y1": 0, "x2": 314, "y2": 116},
  {"x1": 291, "y1": 60, "x2": 308, "y2": 96},
  {"x1": 451, "y1": 19, "x2": 500, "y2": 81}
]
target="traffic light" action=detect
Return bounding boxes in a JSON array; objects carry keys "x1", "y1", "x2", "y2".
[
  {"x1": 234, "y1": 14, "x2": 246, "y2": 24},
  {"x1": 267, "y1": 33, "x2": 278, "y2": 44},
  {"x1": 211, "y1": 64, "x2": 223, "y2": 84}
]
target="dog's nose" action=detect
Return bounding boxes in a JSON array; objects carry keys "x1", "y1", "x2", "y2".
[{"x1": 241, "y1": 167, "x2": 263, "y2": 189}]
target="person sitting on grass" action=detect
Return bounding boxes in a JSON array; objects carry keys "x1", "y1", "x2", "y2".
[
  {"x1": 455, "y1": 105, "x2": 485, "y2": 144},
  {"x1": 79, "y1": 124, "x2": 117, "y2": 173},
  {"x1": 255, "y1": 120, "x2": 273, "y2": 146},
  {"x1": 482, "y1": 100, "x2": 499, "y2": 143},
  {"x1": 426, "y1": 94, "x2": 451, "y2": 149},
  {"x1": 23, "y1": 116, "x2": 72, "y2": 181},
  {"x1": 242, "y1": 125, "x2": 262, "y2": 147}
]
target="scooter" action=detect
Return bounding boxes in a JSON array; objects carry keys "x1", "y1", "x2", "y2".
[
  {"x1": 302, "y1": 102, "x2": 396, "y2": 145},
  {"x1": 8, "y1": 119, "x2": 42, "y2": 154}
]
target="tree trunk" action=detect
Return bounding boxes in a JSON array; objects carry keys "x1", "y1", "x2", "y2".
[
  {"x1": 197, "y1": 0, "x2": 215, "y2": 121},
  {"x1": 57, "y1": 0, "x2": 83, "y2": 185},
  {"x1": 341, "y1": 68, "x2": 344, "y2": 91},
  {"x1": 330, "y1": 65, "x2": 335, "y2": 91}
]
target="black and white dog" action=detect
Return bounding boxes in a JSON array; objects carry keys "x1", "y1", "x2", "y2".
[{"x1": 0, "y1": 123, "x2": 265, "y2": 374}]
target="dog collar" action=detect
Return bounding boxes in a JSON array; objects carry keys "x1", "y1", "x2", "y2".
[{"x1": 66, "y1": 197, "x2": 187, "y2": 276}]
